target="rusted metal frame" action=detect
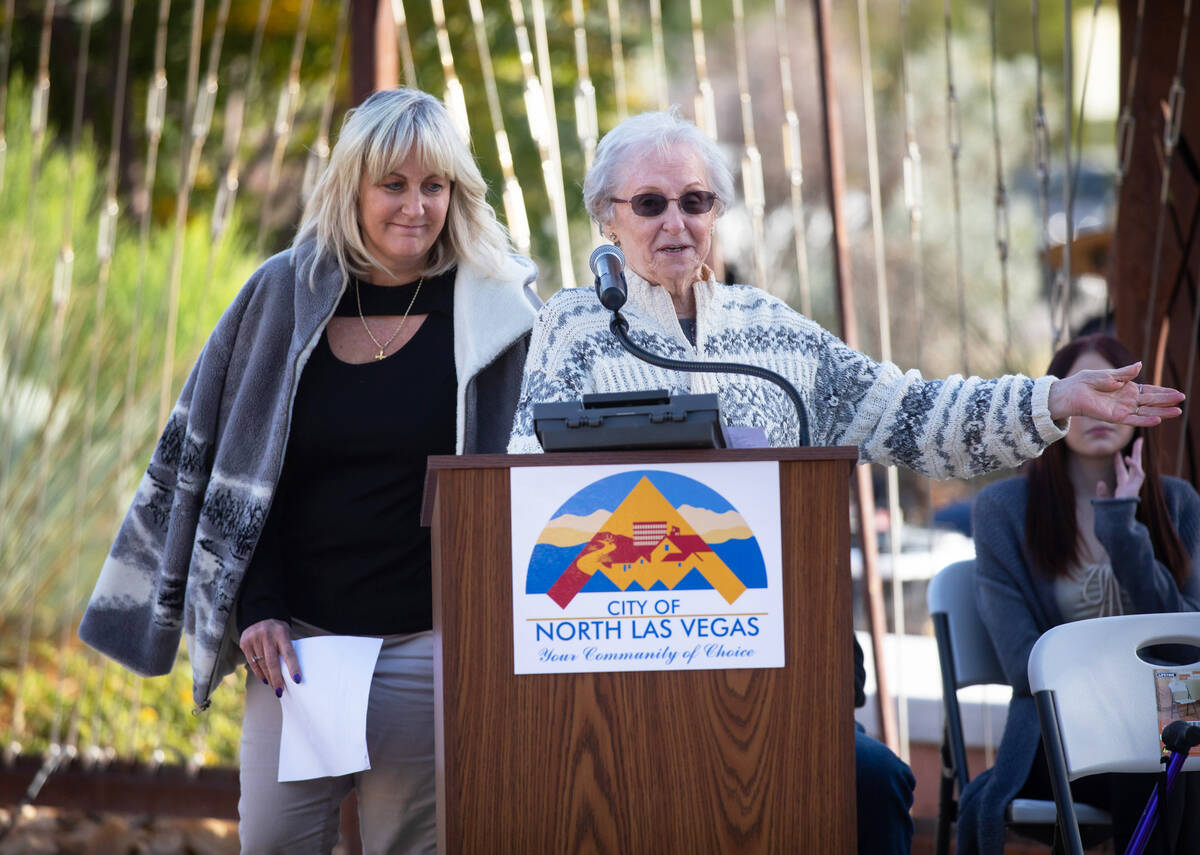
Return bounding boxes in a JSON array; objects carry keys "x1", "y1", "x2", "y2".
[{"x1": 811, "y1": 0, "x2": 896, "y2": 752}]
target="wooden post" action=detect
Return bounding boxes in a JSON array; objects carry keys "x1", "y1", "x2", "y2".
[
  {"x1": 1113, "y1": 0, "x2": 1200, "y2": 481},
  {"x1": 349, "y1": 0, "x2": 397, "y2": 105}
]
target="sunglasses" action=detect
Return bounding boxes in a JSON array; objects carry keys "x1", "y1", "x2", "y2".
[{"x1": 610, "y1": 191, "x2": 718, "y2": 217}]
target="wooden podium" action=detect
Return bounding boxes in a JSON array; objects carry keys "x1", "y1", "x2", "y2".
[{"x1": 422, "y1": 448, "x2": 858, "y2": 853}]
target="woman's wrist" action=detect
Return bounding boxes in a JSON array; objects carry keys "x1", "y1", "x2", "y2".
[
  {"x1": 1033, "y1": 375, "x2": 1070, "y2": 440},
  {"x1": 1046, "y1": 374, "x2": 1072, "y2": 422}
]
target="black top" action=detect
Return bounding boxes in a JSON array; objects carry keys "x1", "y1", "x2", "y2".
[{"x1": 236, "y1": 270, "x2": 456, "y2": 635}]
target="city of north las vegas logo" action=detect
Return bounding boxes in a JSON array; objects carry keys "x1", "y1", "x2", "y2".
[{"x1": 525, "y1": 469, "x2": 768, "y2": 608}]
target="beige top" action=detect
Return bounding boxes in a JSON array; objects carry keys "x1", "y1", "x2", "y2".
[{"x1": 1053, "y1": 561, "x2": 1132, "y2": 621}]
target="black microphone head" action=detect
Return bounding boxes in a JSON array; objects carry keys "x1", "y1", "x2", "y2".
[
  {"x1": 1162, "y1": 720, "x2": 1200, "y2": 753},
  {"x1": 589, "y1": 243, "x2": 625, "y2": 275},
  {"x1": 590, "y1": 243, "x2": 628, "y2": 311}
]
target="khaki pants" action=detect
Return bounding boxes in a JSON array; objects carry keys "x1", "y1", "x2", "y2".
[{"x1": 237, "y1": 626, "x2": 436, "y2": 855}]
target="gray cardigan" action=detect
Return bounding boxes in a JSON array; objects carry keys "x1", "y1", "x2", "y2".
[
  {"x1": 957, "y1": 474, "x2": 1200, "y2": 855},
  {"x1": 79, "y1": 242, "x2": 539, "y2": 710}
]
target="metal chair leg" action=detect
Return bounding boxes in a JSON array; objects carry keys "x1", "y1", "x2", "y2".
[
  {"x1": 933, "y1": 733, "x2": 956, "y2": 855},
  {"x1": 1034, "y1": 690, "x2": 1086, "y2": 855}
]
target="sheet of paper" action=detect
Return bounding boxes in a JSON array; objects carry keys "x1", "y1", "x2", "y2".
[{"x1": 277, "y1": 635, "x2": 383, "y2": 783}]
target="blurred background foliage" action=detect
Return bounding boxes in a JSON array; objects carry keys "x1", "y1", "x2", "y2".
[{"x1": 0, "y1": 0, "x2": 1113, "y2": 767}]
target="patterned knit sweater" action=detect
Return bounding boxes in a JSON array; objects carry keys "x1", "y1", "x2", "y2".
[{"x1": 509, "y1": 270, "x2": 1067, "y2": 478}]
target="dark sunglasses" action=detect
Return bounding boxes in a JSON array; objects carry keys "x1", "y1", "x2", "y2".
[{"x1": 610, "y1": 190, "x2": 718, "y2": 217}]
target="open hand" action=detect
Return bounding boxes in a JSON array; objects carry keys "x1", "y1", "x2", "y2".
[
  {"x1": 1048, "y1": 363, "x2": 1183, "y2": 426},
  {"x1": 239, "y1": 619, "x2": 301, "y2": 697}
]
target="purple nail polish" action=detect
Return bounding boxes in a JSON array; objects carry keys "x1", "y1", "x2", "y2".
[
  {"x1": 293, "y1": 673, "x2": 302, "y2": 683},
  {"x1": 262, "y1": 678, "x2": 269, "y2": 685},
  {"x1": 275, "y1": 687, "x2": 283, "y2": 698}
]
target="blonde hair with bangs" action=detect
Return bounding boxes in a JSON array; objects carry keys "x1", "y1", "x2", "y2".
[{"x1": 293, "y1": 88, "x2": 510, "y2": 289}]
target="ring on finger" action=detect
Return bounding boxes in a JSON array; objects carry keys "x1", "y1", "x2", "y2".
[{"x1": 251, "y1": 655, "x2": 263, "y2": 663}]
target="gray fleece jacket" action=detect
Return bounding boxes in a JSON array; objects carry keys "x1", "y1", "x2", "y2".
[
  {"x1": 78, "y1": 241, "x2": 539, "y2": 710},
  {"x1": 958, "y1": 474, "x2": 1200, "y2": 855}
]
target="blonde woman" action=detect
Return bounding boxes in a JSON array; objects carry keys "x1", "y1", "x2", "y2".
[{"x1": 80, "y1": 88, "x2": 539, "y2": 852}]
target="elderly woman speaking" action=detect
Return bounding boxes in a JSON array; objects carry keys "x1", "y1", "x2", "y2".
[
  {"x1": 507, "y1": 109, "x2": 1181, "y2": 468},
  {"x1": 507, "y1": 108, "x2": 1183, "y2": 855},
  {"x1": 81, "y1": 88, "x2": 539, "y2": 853}
]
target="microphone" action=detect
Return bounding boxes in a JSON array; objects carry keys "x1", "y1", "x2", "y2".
[
  {"x1": 590, "y1": 244, "x2": 628, "y2": 311},
  {"x1": 588, "y1": 243, "x2": 811, "y2": 446}
]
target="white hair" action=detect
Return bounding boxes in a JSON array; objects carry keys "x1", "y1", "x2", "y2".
[
  {"x1": 293, "y1": 88, "x2": 510, "y2": 289},
  {"x1": 582, "y1": 109, "x2": 734, "y2": 234}
]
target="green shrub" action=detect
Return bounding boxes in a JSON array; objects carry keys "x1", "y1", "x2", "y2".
[{"x1": 1, "y1": 74, "x2": 262, "y2": 767}]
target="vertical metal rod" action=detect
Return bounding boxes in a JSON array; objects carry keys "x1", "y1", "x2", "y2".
[
  {"x1": 605, "y1": 0, "x2": 628, "y2": 119},
  {"x1": 988, "y1": 0, "x2": 1013, "y2": 370},
  {"x1": 731, "y1": 0, "x2": 766, "y2": 288},
  {"x1": 854, "y1": 0, "x2": 908, "y2": 762},
  {"x1": 529, "y1": 0, "x2": 576, "y2": 290},
  {"x1": 0, "y1": 0, "x2": 17, "y2": 193},
  {"x1": 943, "y1": 0, "x2": 968, "y2": 373},
  {"x1": 774, "y1": 0, "x2": 813, "y2": 316},
  {"x1": 466, "y1": 0, "x2": 530, "y2": 253},
  {"x1": 1127, "y1": 749, "x2": 1189, "y2": 855},
  {"x1": 811, "y1": 0, "x2": 896, "y2": 752},
  {"x1": 1063, "y1": 0, "x2": 1074, "y2": 341},
  {"x1": 430, "y1": 0, "x2": 469, "y2": 140},
  {"x1": 649, "y1": 0, "x2": 668, "y2": 111},
  {"x1": 1174, "y1": 288, "x2": 1200, "y2": 475},
  {"x1": 1034, "y1": 690, "x2": 1086, "y2": 855},
  {"x1": 391, "y1": 0, "x2": 417, "y2": 88},
  {"x1": 158, "y1": 0, "x2": 209, "y2": 426}
]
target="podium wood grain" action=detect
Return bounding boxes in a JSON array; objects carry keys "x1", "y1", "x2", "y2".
[{"x1": 428, "y1": 449, "x2": 857, "y2": 853}]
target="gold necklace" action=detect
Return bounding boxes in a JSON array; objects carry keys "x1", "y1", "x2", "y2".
[{"x1": 354, "y1": 276, "x2": 424, "y2": 360}]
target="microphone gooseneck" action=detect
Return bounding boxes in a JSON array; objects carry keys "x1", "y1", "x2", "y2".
[{"x1": 608, "y1": 311, "x2": 811, "y2": 447}]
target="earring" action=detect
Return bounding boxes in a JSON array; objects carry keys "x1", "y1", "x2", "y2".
[{"x1": 608, "y1": 233, "x2": 621, "y2": 248}]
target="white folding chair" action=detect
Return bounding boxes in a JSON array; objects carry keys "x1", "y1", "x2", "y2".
[
  {"x1": 927, "y1": 560, "x2": 1110, "y2": 855},
  {"x1": 1028, "y1": 612, "x2": 1200, "y2": 855}
]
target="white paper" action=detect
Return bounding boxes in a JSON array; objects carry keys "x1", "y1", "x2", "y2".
[{"x1": 276, "y1": 635, "x2": 383, "y2": 783}]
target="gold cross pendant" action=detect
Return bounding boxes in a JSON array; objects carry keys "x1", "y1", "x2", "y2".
[{"x1": 375, "y1": 349, "x2": 386, "y2": 360}]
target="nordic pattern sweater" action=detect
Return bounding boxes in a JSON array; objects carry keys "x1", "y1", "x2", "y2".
[{"x1": 508, "y1": 270, "x2": 1067, "y2": 479}]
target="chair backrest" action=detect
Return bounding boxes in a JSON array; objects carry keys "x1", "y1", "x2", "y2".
[
  {"x1": 1028, "y1": 612, "x2": 1200, "y2": 780},
  {"x1": 928, "y1": 559, "x2": 1093, "y2": 854},
  {"x1": 927, "y1": 559, "x2": 1012, "y2": 797},
  {"x1": 926, "y1": 559, "x2": 1007, "y2": 688}
]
